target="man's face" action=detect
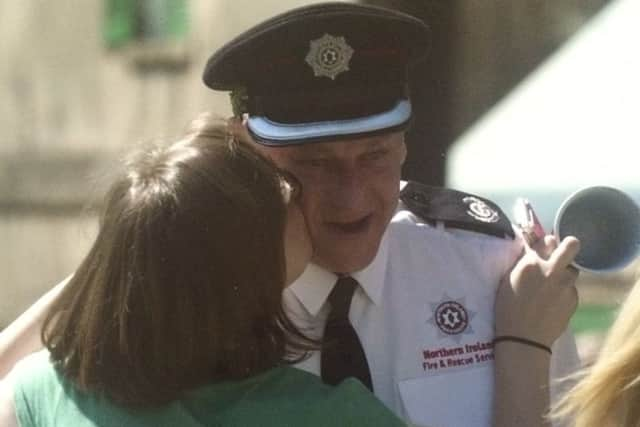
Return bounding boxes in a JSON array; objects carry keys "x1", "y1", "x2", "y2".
[{"x1": 259, "y1": 132, "x2": 407, "y2": 273}]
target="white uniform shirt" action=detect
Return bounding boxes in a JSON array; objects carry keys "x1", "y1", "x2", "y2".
[{"x1": 283, "y1": 198, "x2": 580, "y2": 427}]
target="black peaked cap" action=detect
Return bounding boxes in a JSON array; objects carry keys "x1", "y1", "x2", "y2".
[{"x1": 203, "y1": 2, "x2": 431, "y2": 144}]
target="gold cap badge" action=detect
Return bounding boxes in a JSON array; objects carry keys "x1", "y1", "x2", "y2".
[{"x1": 305, "y1": 34, "x2": 354, "y2": 80}]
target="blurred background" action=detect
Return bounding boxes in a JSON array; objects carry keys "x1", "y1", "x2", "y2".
[{"x1": 1, "y1": 0, "x2": 637, "y2": 365}]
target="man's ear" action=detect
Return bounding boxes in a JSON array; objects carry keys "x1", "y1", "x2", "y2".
[
  {"x1": 400, "y1": 139, "x2": 408, "y2": 165},
  {"x1": 226, "y1": 116, "x2": 255, "y2": 145},
  {"x1": 227, "y1": 116, "x2": 277, "y2": 161}
]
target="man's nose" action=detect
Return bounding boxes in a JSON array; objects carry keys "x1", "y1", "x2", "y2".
[{"x1": 326, "y1": 163, "x2": 366, "y2": 209}]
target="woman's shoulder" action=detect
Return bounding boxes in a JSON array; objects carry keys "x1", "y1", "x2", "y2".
[
  {"x1": 261, "y1": 367, "x2": 407, "y2": 426},
  {"x1": 8, "y1": 351, "x2": 63, "y2": 427},
  {"x1": 10, "y1": 351, "x2": 56, "y2": 390},
  {"x1": 12, "y1": 349, "x2": 50, "y2": 368}
]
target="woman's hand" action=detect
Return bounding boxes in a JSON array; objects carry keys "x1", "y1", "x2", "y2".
[
  {"x1": 496, "y1": 235, "x2": 581, "y2": 347},
  {"x1": 493, "y1": 234, "x2": 580, "y2": 427}
]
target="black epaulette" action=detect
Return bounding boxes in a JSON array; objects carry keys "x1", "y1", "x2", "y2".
[{"x1": 399, "y1": 181, "x2": 515, "y2": 239}]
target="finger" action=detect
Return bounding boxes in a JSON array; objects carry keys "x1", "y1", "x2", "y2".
[
  {"x1": 543, "y1": 234, "x2": 559, "y2": 250},
  {"x1": 528, "y1": 234, "x2": 558, "y2": 259},
  {"x1": 547, "y1": 236, "x2": 581, "y2": 270},
  {"x1": 566, "y1": 263, "x2": 580, "y2": 276},
  {"x1": 556, "y1": 262, "x2": 580, "y2": 284}
]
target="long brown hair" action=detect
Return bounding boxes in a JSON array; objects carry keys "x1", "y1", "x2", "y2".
[{"x1": 42, "y1": 113, "x2": 315, "y2": 406}]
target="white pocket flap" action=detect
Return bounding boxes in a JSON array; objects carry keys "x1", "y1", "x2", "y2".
[{"x1": 398, "y1": 365, "x2": 493, "y2": 427}]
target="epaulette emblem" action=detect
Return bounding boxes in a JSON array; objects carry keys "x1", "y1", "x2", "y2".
[
  {"x1": 462, "y1": 196, "x2": 499, "y2": 223},
  {"x1": 400, "y1": 182, "x2": 514, "y2": 239}
]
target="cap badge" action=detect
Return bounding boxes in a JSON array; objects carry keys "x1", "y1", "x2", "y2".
[
  {"x1": 305, "y1": 34, "x2": 354, "y2": 80},
  {"x1": 463, "y1": 196, "x2": 499, "y2": 223}
]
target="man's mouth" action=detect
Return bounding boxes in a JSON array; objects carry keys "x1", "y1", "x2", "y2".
[{"x1": 326, "y1": 215, "x2": 372, "y2": 234}]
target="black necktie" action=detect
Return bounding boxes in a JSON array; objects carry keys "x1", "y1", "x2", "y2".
[{"x1": 321, "y1": 276, "x2": 373, "y2": 391}]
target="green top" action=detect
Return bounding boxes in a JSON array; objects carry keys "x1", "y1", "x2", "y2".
[{"x1": 13, "y1": 351, "x2": 405, "y2": 427}]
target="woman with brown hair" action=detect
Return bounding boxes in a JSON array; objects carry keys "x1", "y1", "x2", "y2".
[{"x1": 0, "y1": 114, "x2": 407, "y2": 426}]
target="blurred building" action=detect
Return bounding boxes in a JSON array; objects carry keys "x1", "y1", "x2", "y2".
[
  {"x1": 0, "y1": 0, "x2": 321, "y2": 326},
  {"x1": 446, "y1": 0, "x2": 640, "y2": 362},
  {"x1": 362, "y1": 0, "x2": 610, "y2": 185}
]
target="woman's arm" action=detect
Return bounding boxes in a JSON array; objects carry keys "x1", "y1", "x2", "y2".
[
  {"x1": 494, "y1": 339, "x2": 553, "y2": 427},
  {"x1": 493, "y1": 235, "x2": 580, "y2": 427},
  {"x1": 0, "y1": 382, "x2": 19, "y2": 427},
  {"x1": 0, "y1": 276, "x2": 70, "y2": 379},
  {"x1": 0, "y1": 369, "x2": 20, "y2": 427}
]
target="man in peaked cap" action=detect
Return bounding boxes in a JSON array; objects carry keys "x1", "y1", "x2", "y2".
[
  {"x1": 204, "y1": 2, "x2": 427, "y2": 275},
  {"x1": 203, "y1": 2, "x2": 582, "y2": 426}
]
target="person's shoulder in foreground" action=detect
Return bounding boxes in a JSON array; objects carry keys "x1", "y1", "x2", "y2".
[{"x1": 8, "y1": 351, "x2": 406, "y2": 427}]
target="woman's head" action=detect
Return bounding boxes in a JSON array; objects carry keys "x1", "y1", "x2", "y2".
[{"x1": 43, "y1": 113, "x2": 313, "y2": 406}]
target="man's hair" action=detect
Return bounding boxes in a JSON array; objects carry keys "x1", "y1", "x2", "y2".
[{"x1": 42, "y1": 113, "x2": 315, "y2": 406}]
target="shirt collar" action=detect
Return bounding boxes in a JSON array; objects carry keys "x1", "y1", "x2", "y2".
[{"x1": 288, "y1": 228, "x2": 390, "y2": 317}]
